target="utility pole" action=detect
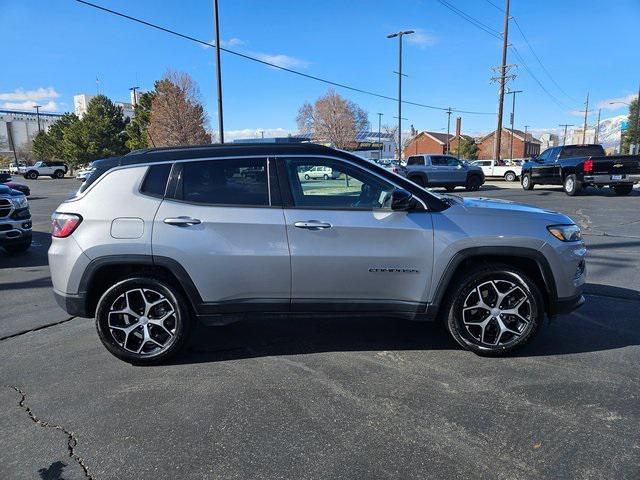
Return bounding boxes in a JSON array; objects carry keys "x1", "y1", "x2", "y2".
[
  {"x1": 212, "y1": 0, "x2": 224, "y2": 143},
  {"x1": 129, "y1": 86, "x2": 140, "y2": 107},
  {"x1": 445, "y1": 107, "x2": 453, "y2": 154},
  {"x1": 493, "y1": 0, "x2": 511, "y2": 161},
  {"x1": 559, "y1": 124, "x2": 574, "y2": 146},
  {"x1": 635, "y1": 82, "x2": 640, "y2": 154},
  {"x1": 595, "y1": 108, "x2": 601, "y2": 144},
  {"x1": 377, "y1": 113, "x2": 383, "y2": 160},
  {"x1": 387, "y1": 30, "x2": 414, "y2": 160},
  {"x1": 505, "y1": 90, "x2": 522, "y2": 161},
  {"x1": 582, "y1": 92, "x2": 589, "y2": 144},
  {"x1": 33, "y1": 105, "x2": 42, "y2": 133}
]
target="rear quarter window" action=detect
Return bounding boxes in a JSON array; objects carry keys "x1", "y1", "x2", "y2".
[
  {"x1": 560, "y1": 146, "x2": 605, "y2": 158},
  {"x1": 140, "y1": 164, "x2": 172, "y2": 197}
]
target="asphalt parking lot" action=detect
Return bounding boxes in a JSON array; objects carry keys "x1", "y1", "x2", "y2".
[{"x1": 1, "y1": 177, "x2": 639, "y2": 479}]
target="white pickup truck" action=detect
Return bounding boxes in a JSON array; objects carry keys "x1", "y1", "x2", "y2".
[{"x1": 471, "y1": 159, "x2": 521, "y2": 182}]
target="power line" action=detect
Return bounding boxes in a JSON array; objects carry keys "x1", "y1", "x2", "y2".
[
  {"x1": 436, "y1": 0, "x2": 502, "y2": 39},
  {"x1": 511, "y1": 17, "x2": 578, "y2": 103},
  {"x1": 483, "y1": 0, "x2": 504, "y2": 12},
  {"x1": 509, "y1": 45, "x2": 570, "y2": 110},
  {"x1": 75, "y1": 0, "x2": 495, "y2": 116}
]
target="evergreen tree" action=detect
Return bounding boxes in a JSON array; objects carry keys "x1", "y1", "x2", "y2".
[
  {"x1": 457, "y1": 136, "x2": 479, "y2": 160},
  {"x1": 32, "y1": 113, "x2": 79, "y2": 160},
  {"x1": 126, "y1": 91, "x2": 155, "y2": 150},
  {"x1": 621, "y1": 98, "x2": 639, "y2": 154},
  {"x1": 62, "y1": 95, "x2": 130, "y2": 166}
]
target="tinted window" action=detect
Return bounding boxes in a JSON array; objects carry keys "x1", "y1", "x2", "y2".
[
  {"x1": 560, "y1": 145, "x2": 605, "y2": 159},
  {"x1": 285, "y1": 158, "x2": 394, "y2": 210},
  {"x1": 537, "y1": 149, "x2": 550, "y2": 162},
  {"x1": 141, "y1": 164, "x2": 171, "y2": 197},
  {"x1": 180, "y1": 158, "x2": 269, "y2": 206},
  {"x1": 443, "y1": 156, "x2": 461, "y2": 166},
  {"x1": 407, "y1": 156, "x2": 424, "y2": 166},
  {"x1": 431, "y1": 156, "x2": 448, "y2": 166}
]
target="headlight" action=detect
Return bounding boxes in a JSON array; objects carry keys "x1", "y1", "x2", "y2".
[
  {"x1": 547, "y1": 224, "x2": 582, "y2": 242},
  {"x1": 11, "y1": 195, "x2": 28, "y2": 209}
]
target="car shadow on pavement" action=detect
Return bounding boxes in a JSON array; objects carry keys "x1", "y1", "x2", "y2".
[
  {"x1": 168, "y1": 283, "x2": 640, "y2": 365},
  {"x1": 0, "y1": 231, "x2": 50, "y2": 269}
]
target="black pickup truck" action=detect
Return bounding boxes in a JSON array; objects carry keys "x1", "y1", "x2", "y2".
[{"x1": 521, "y1": 144, "x2": 640, "y2": 196}]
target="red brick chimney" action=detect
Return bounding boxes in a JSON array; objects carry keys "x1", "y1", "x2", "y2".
[{"x1": 455, "y1": 117, "x2": 461, "y2": 138}]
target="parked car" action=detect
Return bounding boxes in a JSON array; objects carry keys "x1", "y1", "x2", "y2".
[
  {"x1": 49, "y1": 144, "x2": 586, "y2": 364},
  {"x1": 403, "y1": 154, "x2": 485, "y2": 191},
  {"x1": 472, "y1": 159, "x2": 521, "y2": 182},
  {"x1": 0, "y1": 173, "x2": 30, "y2": 196},
  {"x1": 376, "y1": 159, "x2": 406, "y2": 176},
  {"x1": 522, "y1": 144, "x2": 640, "y2": 196},
  {"x1": 21, "y1": 161, "x2": 69, "y2": 179},
  {"x1": 0, "y1": 184, "x2": 32, "y2": 253},
  {"x1": 8, "y1": 162, "x2": 26, "y2": 175},
  {"x1": 75, "y1": 166, "x2": 94, "y2": 182},
  {"x1": 298, "y1": 165, "x2": 340, "y2": 180}
]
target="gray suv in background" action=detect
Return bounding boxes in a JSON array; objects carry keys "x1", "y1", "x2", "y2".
[
  {"x1": 49, "y1": 143, "x2": 586, "y2": 364},
  {"x1": 404, "y1": 154, "x2": 485, "y2": 191}
]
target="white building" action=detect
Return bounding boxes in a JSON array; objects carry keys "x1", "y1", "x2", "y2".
[
  {"x1": 0, "y1": 109, "x2": 63, "y2": 156},
  {"x1": 566, "y1": 127, "x2": 596, "y2": 145},
  {"x1": 73, "y1": 93, "x2": 134, "y2": 120},
  {"x1": 539, "y1": 133, "x2": 560, "y2": 150}
]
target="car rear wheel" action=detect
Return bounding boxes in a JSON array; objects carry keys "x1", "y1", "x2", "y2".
[
  {"x1": 521, "y1": 173, "x2": 534, "y2": 190},
  {"x1": 444, "y1": 264, "x2": 544, "y2": 356},
  {"x1": 504, "y1": 171, "x2": 517, "y2": 182},
  {"x1": 465, "y1": 175, "x2": 482, "y2": 191},
  {"x1": 563, "y1": 174, "x2": 582, "y2": 196},
  {"x1": 323, "y1": 174, "x2": 329, "y2": 180},
  {"x1": 612, "y1": 184, "x2": 633, "y2": 196},
  {"x1": 53, "y1": 170, "x2": 65, "y2": 179},
  {"x1": 95, "y1": 276, "x2": 192, "y2": 365}
]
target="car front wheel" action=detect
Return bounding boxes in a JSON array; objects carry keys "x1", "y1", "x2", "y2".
[
  {"x1": 26, "y1": 171, "x2": 38, "y2": 180},
  {"x1": 444, "y1": 264, "x2": 544, "y2": 356},
  {"x1": 95, "y1": 276, "x2": 192, "y2": 365}
]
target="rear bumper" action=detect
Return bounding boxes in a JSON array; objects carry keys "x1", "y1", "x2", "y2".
[
  {"x1": 53, "y1": 289, "x2": 89, "y2": 317},
  {"x1": 554, "y1": 292, "x2": 585, "y2": 315},
  {"x1": 583, "y1": 174, "x2": 640, "y2": 184}
]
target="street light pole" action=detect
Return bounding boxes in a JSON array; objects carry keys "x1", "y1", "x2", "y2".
[
  {"x1": 33, "y1": 105, "x2": 42, "y2": 133},
  {"x1": 129, "y1": 86, "x2": 140, "y2": 107},
  {"x1": 505, "y1": 90, "x2": 522, "y2": 162},
  {"x1": 387, "y1": 30, "x2": 414, "y2": 160},
  {"x1": 377, "y1": 113, "x2": 383, "y2": 160},
  {"x1": 212, "y1": 0, "x2": 224, "y2": 143},
  {"x1": 445, "y1": 107, "x2": 453, "y2": 154}
]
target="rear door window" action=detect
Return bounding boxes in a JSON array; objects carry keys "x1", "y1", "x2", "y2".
[
  {"x1": 140, "y1": 164, "x2": 172, "y2": 197},
  {"x1": 179, "y1": 158, "x2": 270, "y2": 206}
]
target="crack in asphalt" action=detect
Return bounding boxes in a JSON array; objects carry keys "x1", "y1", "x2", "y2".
[
  {"x1": 8, "y1": 386, "x2": 94, "y2": 480},
  {"x1": 0, "y1": 316, "x2": 77, "y2": 342}
]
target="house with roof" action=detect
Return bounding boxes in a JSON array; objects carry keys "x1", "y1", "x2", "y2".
[
  {"x1": 478, "y1": 128, "x2": 541, "y2": 160},
  {"x1": 403, "y1": 131, "x2": 454, "y2": 158}
]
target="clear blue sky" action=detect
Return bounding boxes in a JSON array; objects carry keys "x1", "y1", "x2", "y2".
[{"x1": 2, "y1": 0, "x2": 639, "y2": 137}]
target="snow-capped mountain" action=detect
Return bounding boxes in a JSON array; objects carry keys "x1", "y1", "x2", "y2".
[{"x1": 529, "y1": 114, "x2": 627, "y2": 150}]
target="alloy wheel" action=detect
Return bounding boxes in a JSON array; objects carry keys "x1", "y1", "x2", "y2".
[
  {"x1": 107, "y1": 288, "x2": 178, "y2": 357},
  {"x1": 461, "y1": 279, "x2": 534, "y2": 348}
]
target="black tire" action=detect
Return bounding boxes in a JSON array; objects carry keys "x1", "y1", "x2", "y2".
[
  {"x1": 465, "y1": 175, "x2": 482, "y2": 192},
  {"x1": 323, "y1": 174, "x2": 329, "y2": 180},
  {"x1": 26, "y1": 171, "x2": 38, "y2": 180},
  {"x1": 521, "y1": 173, "x2": 534, "y2": 190},
  {"x1": 95, "y1": 276, "x2": 192, "y2": 365},
  {"x1": 3, "y1": 238, "x2": 31, "y2": 254},
  {"x1": 304, "y1": 174, "x2": 310, "y2": 180},
  {"x1": 612, "y1": 184, "x2": 633, "y2": 196},
  {"x1": 444, "y1": 185, "x2": 456, "y2": 192},
  {"x1": 563, "y1": 174, "x2": 581, "y2": 196},
  {"x1": 443, "y1": 264, "x2": 545, "y2": 356},
  {"x1": 409, "y1": 175, "x2": 428, "y2": 187},
  {"x1": 504, "y1": 171, "x2": 517, "y2": 182},
  {"x1": 53, "y1": 170, "x2": 65, "y2": 179}
]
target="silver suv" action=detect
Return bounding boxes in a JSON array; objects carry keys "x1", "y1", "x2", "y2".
[{"x1": 49, "y1": 144, "x2": 586, "y2": 364}]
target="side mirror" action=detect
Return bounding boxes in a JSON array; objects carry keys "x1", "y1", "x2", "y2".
[{"x1": 391, "y1": 188, "x2": 418, "y2": 211}]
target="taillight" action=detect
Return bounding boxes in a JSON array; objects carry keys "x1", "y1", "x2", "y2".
[
  {"x1": 51, "y1": 213, "x2": 82, "y2": 238},
  {"x1": 583, "y1": 159, "x2": 593, "y2": 173}
]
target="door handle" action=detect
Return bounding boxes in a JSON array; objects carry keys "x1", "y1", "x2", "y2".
[
  {"x1": 164, "y1": 216, "x2": 201, "y2": 226},
  {"x1": 294, "y1": 220, "x2": 332, "y2": 230}
]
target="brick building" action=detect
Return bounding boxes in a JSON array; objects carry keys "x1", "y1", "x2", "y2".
[
  {"x1": 478, "y1": 129, "x2": 541, "y2": 160},
  {"x1": 403, "y1": 131, "x2": 453, "y2": 158}
]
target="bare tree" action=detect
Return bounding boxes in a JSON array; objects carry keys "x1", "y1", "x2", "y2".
[
  {"x1": 296, "y1": 89, "x2": 369, "y2": 149},
  {"x1": 383, "y1": 124, "x2": 399, "y2": 157},
  {"x1": 148, "y1": 70, "x2": 211, "y2": 146}
]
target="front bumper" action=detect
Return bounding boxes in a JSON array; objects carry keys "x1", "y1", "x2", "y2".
[
  {"x1": 0, "y1": 216, "x2": 32, "y2": 245},
  {"x1": 554, "y1": 292, "x2": 585, "y2": 315}
]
